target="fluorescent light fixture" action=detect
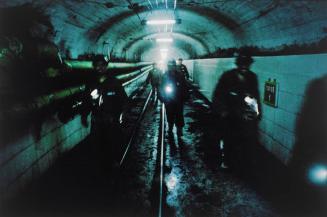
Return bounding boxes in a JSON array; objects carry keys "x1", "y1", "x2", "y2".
[
  {"x1": 142, "y1": 19, "x2": 181, "y2": 25},
  {"x1": 156, "y1": 38, "x2": 173, "y2": 43},
  {"x1": 146, "y1": 19, "x2": 176, "y2": 25}
]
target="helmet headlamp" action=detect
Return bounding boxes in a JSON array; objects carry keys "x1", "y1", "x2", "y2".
[{"x1": 165, "y1": 84, "x2": 173, "y2": 94}]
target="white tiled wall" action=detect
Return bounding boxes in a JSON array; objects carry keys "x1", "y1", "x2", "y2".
[
  {"x1": 185, "y1": 53, "x2": 327, "y2": 165},
  {"x1": 0, "y1": 71, "x2": 149, "y2": 204},
  {"x1": 0, "y1": 114, "x2": 91, "y2": 203}
]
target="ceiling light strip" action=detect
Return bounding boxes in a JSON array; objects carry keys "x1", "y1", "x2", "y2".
[
  {"x1": 156, "y1": 38, "x2": 173, "y2": 42},
  {"x1": 146, "y1": 19, "x2": 176, "y2": 25}
]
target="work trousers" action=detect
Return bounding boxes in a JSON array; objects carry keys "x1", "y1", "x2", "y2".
[
  {"x1": 221, "y1": 116, "x2": 258, "y2": 170},
  {"x1": 165, "y1": 102, "x2": 185, "y2": 129},
  {"x1": 91, "y1": 113, "x2": 123, "y2": 168}
]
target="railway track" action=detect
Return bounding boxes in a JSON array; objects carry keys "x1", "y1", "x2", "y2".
[
  {"x1": 158, "y1": 103, "x2": 166, "y2": 217},
  {"x1": 116, "y1": 65, "x2": 169, "y2": 217},
  {"x1": 117, "y1": 85, "x2": 168, "y2": 217},
  {"x1": 119, "y1": 84, "x2": 152, "y2": 166},
  {"x1": 119, "y1": 88, "x2": 153, "y2": 166}
]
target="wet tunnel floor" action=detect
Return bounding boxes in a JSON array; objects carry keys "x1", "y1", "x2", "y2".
[{"x1": 2, "y1": 86, "x2": 325, "y2": 217}]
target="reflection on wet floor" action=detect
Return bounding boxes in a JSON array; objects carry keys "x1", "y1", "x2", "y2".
[
  {"x1": 160, "y1": 95, "x2": 279, "y2": 217},
  {"x1": 118, "y1": 89, "x2": 282, "y2": 217}
]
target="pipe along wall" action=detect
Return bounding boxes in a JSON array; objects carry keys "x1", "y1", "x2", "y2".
[{"x1": 0, "y1": 64, "x2": 151, "y2": 203}]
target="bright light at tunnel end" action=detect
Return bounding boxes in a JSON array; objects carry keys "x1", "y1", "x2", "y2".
[
  {"x1": 308, "y1": 164, "x2": 327, "y2": 186},
  {"x1": 160, "y1": 51, "x2": 168, "y2": 60}
]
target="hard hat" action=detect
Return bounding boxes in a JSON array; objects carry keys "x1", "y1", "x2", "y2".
[
  {"x1": 167, "y1": 59, "x2": 176, "y2": 66},
  {"x1": 236, "y1": 49, "x2": 253, "y2": 66},
  {"x1": 92, "y1": 55, "x2": 109, "y2": 65}
]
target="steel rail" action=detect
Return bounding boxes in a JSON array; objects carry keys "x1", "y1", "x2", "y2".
[
  {"x1": 118, "y1": 65, "x2": 152, "y2": 81},
  {"x1": 122, "y1": 67, "x2": 152, "y2": 87},
  {"x1": 119, "y1": 89, "x2": 153, "y2": 166},
  {"x1": 158, "y1": 103, "x2": 166, "y2": 217}
]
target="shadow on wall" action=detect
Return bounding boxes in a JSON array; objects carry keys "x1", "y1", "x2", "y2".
[
  {"x1": 287, "y1": 74, "x2": 327, "y2": 216},
  {"x1": 0, "y1": 3, "x2": 63, "y2": 99},
  {"x1": 289, "y1": 74, "x2": 327, "y2": 182},
  {"x1": 0, "y1": 4, "x2": 85, "y2": 152}
]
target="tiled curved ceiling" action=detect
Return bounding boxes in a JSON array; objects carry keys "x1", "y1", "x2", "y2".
[{"x1": 1, "y1": 0, "x2": 326, "y2": 60}]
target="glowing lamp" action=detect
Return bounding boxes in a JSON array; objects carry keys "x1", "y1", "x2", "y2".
[
  {"x1": 91, "y1": 89, "x2": 99, "y2": 99},
  {"x1": 165, "y1": 85, "x2": 173, "y2": 94},
  {"x1": 244, "y1": 96, "x2": 259, "y2": 115},
  {"x1": 308, "y1": 164, "x2": 327, "y2": 186}
]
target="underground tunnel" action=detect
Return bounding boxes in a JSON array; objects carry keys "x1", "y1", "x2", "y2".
[{"x1": 0, "y1": 0, "x2": 327, "y2": 217}]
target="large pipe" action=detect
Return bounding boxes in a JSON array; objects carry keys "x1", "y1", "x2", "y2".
[
  {"x1": 1, "y1": 65, "x2": 153, "y2": 117},
  {"x1": 64, "y1": 60, "x2": 152, "y2": 69}
]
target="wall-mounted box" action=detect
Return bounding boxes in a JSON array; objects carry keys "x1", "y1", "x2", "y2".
[{"x1": 264, "y1": 78, "x2": 278, "y2": 107}]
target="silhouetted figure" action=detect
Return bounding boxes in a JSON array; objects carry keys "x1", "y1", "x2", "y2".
[
  {"x1": 159, "y1": 59, "x2": 189, "y2": 137},
  {"x1": 176, "y1": 58, "x2": 190, "y2": 81},
  {"x1": 81, "y1": 55, "x2": 128, "y2": 168},
  {"x1": 147, "y1": 63, "x2": 162, "y2": 103},
  {"x1": 212, "y1": 51, "x2": 261, "y2": 170}
]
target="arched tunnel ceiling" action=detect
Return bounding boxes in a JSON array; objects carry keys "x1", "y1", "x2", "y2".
[
  {"x1": 123, "y1": 32, "x2": 209, "y2": 59},
  {"x1": 1, "y1": 0, "x2": 327, "y2": 60}
]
